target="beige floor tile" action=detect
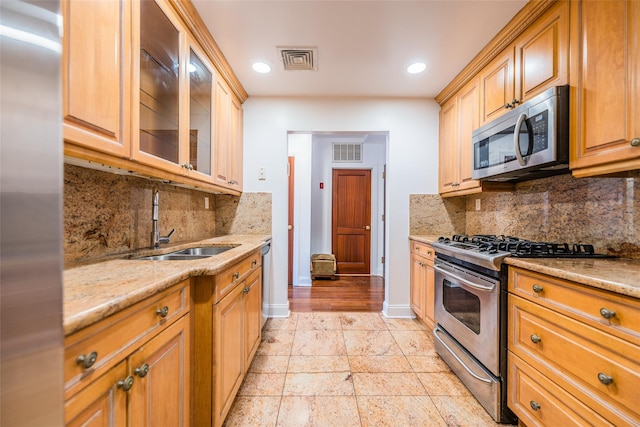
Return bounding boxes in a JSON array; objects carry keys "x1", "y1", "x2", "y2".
[
  {"x1": 418, "y1": 372, "x2": 471, "y2": 396},
  {"x1": 291, "y1": 330, "x2": 346, "y2": 356},
  {"x1": 288, "y1": 355, "x2": 350, "y2": 373},
  {"x1": 296, "y1": 312, "x2": 343, "y2": 330},
  {"x1": 340, "y1": 312, "x2": 388, "y2": 330},
  {"x1": 237, "y1": 373, "x2": 286, "y2": 396},
  {"x1": 356, "y1": 396, "x2": 447, "y2": 427},
  {"x1": 430, "y1": 395, "x2": 503, "y2": 427},
  {"x1": 256, "y1": 330, "x2": 295, "y2": 356},
  {"x1": 348, "y1": 355, "x2": 412, "y2": 373},
  {"x1": 352, "y1": 372, "x2": 427, "y2": 396},
  {"x1": 406, "y1": 355, "x2": 451, "y2": 372},
  {"x1": 248, "y1": 355, "x2": 290, "y2": 373},
  {"x1": 276, "y1": 396, "x2": 360, "y2": 427},
  {"x1": 390, "y1": 329, "x2": 437, "y2": 356},
  {"x1": 343, "y1": 330, "x2": 403, "y2": 356},
  {"x1": 381, "y1": 317, "x2": 428, "y2": 331},
  {"x1": 283, "y1": 372, "x2": 355, "y2": 396},
  {"x1": 222, "y1": 396, "x2": 280, "y2": 427},
  {"x1": 264, "y1": 313, "x2": 299, "y2": 330}
]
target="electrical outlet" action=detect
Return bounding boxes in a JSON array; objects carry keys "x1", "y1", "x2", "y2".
[
  {"x1": 258, "y1": 167, "x2": 266, "y2": 180},
  {"x1": 475, "y1": 199, "x2": 481, "y2": 211},
  {"x1": 204, "y1": 197, "x2": 209, "y2": 209}
]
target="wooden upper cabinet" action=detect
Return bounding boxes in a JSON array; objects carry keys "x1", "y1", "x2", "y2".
[
  {"x1": 479, "y1": 1, "x2": 569, "y2": 126},
  {"x1": 132, "y1": 0, "x2": 186, "y2": 176},
  {"x1": 480, "y1": 48, "x2": 515, "y2": 125},
  {"x1": 439, "y1": 78, "x2": 481, "y2": 196},
  {"x1": 62, "y1": 0, "x2": 131, "y2": 158},
  {"x1": 214, "y1": 77, "x2": 243, "y2": 191},
  {"x1": 570, "y1": 0, "x2": 640, "y2": 177},
  {"x1": 514, "y1": 0, "x2": 569, "y2": 103}
]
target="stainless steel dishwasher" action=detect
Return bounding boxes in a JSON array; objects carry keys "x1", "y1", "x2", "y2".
[{"x1": 261, "y1": 239, "x2": 272, "y2": 328}]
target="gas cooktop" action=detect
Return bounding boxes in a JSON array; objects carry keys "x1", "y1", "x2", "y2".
[{"x1": 431, "y1": 234, "x2": 613, "y2": 271}]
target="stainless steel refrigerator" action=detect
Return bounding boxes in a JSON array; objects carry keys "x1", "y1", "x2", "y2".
[{"x1": 1, "y1": 1, "x2": 64, "y2": 425}]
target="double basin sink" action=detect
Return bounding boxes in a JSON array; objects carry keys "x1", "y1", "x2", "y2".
[{"x1": 136, "y1": 246, "x2": 235, "y2": 261}]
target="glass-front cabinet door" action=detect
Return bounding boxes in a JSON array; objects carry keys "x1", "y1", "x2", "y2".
[
  {"x1": 184, "y1": 43, "x2": 214, "y2": 182},
  {"x1": 132, "y1": 0, "x2": 185, "y2": 175}
]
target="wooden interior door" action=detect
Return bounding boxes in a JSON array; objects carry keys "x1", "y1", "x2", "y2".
[
  {"x1": 332, "y1": 169, "x2": 371, "y2": 274},
  {"x1": 288, "y1": 157, "x2": 294, "y2": 285}
]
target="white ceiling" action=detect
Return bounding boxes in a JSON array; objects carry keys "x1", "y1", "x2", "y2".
[{"x1": 191, "y1": 0, "x2": 527, "y2": 99}]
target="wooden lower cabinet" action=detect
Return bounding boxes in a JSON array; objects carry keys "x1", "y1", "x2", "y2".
[
  {"x1": 507, "y1": 267, "x2": 640, "y2": 426},
  {"x1": 193, "y1": 250, "x2": 263, "y2": 427},
  {"x1": 64, "y1": 281, "x2": 191, "y2": 426},
  {"x1": 409, "y1": 240, "x2": 435, "y2": 328}
]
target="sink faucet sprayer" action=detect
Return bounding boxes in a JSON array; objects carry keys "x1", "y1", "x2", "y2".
[{"x1": 151, "y1": 189, "x2": 175, "y2": 249}]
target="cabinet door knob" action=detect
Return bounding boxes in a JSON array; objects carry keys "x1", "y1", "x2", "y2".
[
  {"x1": 597, "y1": 373, "x2": 614, "y2": 385},
  {"x1": 599, "y1": 307, "x2": 616, "y2": 320},
  {"x1": 532, "y1": 284, "x2": 544, "y2": 293},
  {"x1": 504, "y1": 103, "x2": 512, "y2": 110},
  {"x1": 134, "y1": 363, "x2": 149, "y2": 378},
  {"x1": 530, "y1": 334, "x2": 542, "y2": 344},
  {"x1": 243, "y1": 287, "x2": 250, "y2": 293},
  {"x1": 251, "y1": 260, "x2": 257, "y2": 267},
  {"x1": 76, "y1": 351, "x2": 98, "y2": 370},
  {"x1": 117, "y1": 376, "x2": 134, "y2": 392},
  {"x1": 529, "y1": 401, "x2": 541, "y2": 411},
  {"x1": 630, "y1": 137, "x2": 640, "y2": 147},
  {"x1": 156, "y1": 306, "x2": 169, "y2": 318},
  {"x1": 233, "y1": 272, "x2": 240, "y2": 280}
]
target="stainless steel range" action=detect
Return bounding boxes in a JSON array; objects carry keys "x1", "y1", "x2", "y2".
[{"x1": 430, "y1": 234, "x2": 611, "y2": 424}]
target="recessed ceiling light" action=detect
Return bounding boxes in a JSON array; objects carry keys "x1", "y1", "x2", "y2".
[
  {"x1": 407, "y1": 62, "x2": 427, "y2": 74},
  {"x1": 252, "y1": 62, "x2": 271, "y2": 73}
]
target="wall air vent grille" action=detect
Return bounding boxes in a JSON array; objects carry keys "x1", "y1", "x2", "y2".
[
  {"x1": 277, "y1": 46, "x2": 318, "y2": 71},
  {"x1": 333, "y1": 143, "x2": 363, "y2": 163}
]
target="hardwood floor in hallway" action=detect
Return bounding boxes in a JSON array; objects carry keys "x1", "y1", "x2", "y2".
[{"x1": 288, "y1": 276, "x2": 384, "y2": 312}]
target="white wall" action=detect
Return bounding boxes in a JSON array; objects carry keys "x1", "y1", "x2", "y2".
[{"x1": 243, "y1": 97, "x2": 439, "y2": 318}]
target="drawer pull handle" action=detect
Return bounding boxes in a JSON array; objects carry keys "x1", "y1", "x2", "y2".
[
  {"x1": 233, "y1": 272, "x2": 240, "y2": 280},
  {"x1": 529, "y1": 401, "x2": 541, "y2": 411},
  {"x1": 599, "y1": 308, "x2": 616, "y2": 320},
  {"x1": 252, "y1": 260, "x2": 257, "y2": 267},
  {"x1": 530, "y1": 334, "x2": 542, "y2": 344},
  {"x1": 597, "y1": 373, "x2": 614, "y2": 385},
  {"x1": 156, "y1": 306, "x2": 169, "y2": 318},
  {"x1": 243, "y1": 287, "x2": 250, "y2": 293},
  {"x1": 76, "y1": 351, "x2": 98, "y2": 370},
  {"x1": 117, "y1": 376, "x2": 134, "y2": 392},
  {"x1": 532, "y1": 284, "x2": 544, "y2": 293},
  {"x1": 134, "y1": 363, "x2": 149, "y2": 378}
]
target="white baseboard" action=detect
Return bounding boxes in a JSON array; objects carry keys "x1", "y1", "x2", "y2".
[
  {"x1": 267, "y1": 302, "x2": 291, "y2": 318},
  {"x1": 382, "y1": 301, "x2": 416, "y2": 318}
]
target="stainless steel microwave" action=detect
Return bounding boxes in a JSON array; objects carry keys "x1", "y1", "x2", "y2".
[{"x1": 471, "y1": 85, "x2": 569, "y2": 182}]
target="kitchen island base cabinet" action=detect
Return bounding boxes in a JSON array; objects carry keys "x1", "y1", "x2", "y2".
[{"x1": 193, "y1": 250, "x2": 262, "y2": 427}]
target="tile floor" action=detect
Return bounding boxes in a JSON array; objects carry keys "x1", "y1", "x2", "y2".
[{"x1": 223, "y1": 312, "x2": 511, "y2": 427}]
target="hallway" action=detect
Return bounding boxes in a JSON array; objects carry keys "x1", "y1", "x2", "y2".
[{"x1": 222, "y1": 312, "x2": 508, "y2": 426}]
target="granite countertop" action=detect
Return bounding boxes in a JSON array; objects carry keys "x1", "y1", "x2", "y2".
[
  {"x1": 409, "y1": 235, "x2": 441, "y2": 244},
  {"x1": 506, "y1": 257, "x2": 640, "y2": 299},
  {"x1": 63, "y1": 234, "x2": 270, "y2": 336}
]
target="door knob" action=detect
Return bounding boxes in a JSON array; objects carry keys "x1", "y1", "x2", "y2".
[
  {"x1": 364, "y1": 225, "x2": 370, "y2": 230},
  {"x1": 288, "y1": 225, "x2": 293, "y2": 230}
]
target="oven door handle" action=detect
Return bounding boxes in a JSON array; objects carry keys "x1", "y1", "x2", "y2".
[
  {"x1": 434, "y1": 265, "x2": 495, "y2": 292},
  {"x1": 433, "y1": 327, "x2": 493, "y2": 384}
]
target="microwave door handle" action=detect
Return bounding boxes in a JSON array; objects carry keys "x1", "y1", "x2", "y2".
[{"x1": 513, "y1": 113, "x2": 528, "y2": 166}]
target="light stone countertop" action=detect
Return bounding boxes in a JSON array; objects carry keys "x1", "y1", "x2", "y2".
[
  {"x1": 63, "y1": 235, "x2": 270, "y2": 336},
  {"x1": 408, "y1": 235, "x2": 442, "y2": 245},
  {"x1": 409, "y1": 235, "x2": 640, "y2": 300},
  {"x1": 505, "y1": 257, "x2": 640, "y2": 299}
]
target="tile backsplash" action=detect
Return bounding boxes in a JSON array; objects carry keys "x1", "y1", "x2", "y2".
[
  {"x1": 64, "y1": 165, "x2": 272, "y2": 266},
  {"x1": 411, "y1": 172, "x2": 640, "y2": 259}
]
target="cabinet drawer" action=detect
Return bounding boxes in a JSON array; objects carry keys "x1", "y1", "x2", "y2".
[
  {"x1": 410, "y1": 241, "x2": 435, "y2": 261},
  {"x1": 64, "y1": 280, "x2": 190, "y2": 399},
  {"x1": 509, "y1": 267, "x2": 640, "y2": 346},
  {"x1": 215, "y1": 250, "x2": 261, "y2": 303},
  {"x1": 509, "y1": 294, "x2": 640, "y2": 424},
  {"x1": 508, "y1": 353, "x2": 612, "y2": 427}
]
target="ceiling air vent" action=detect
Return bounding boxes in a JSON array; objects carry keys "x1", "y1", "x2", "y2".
[
  {"x1": 277, "y1": 46, "x2": 318, "y2": 71},
  {"x1": 333, "y1": 143, "x2": 363, "y2": 163}
]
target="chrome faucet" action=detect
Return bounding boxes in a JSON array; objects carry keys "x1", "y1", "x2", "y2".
[{"x1": 151, "y1": 189, "x2": 175, "y2": 249}]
